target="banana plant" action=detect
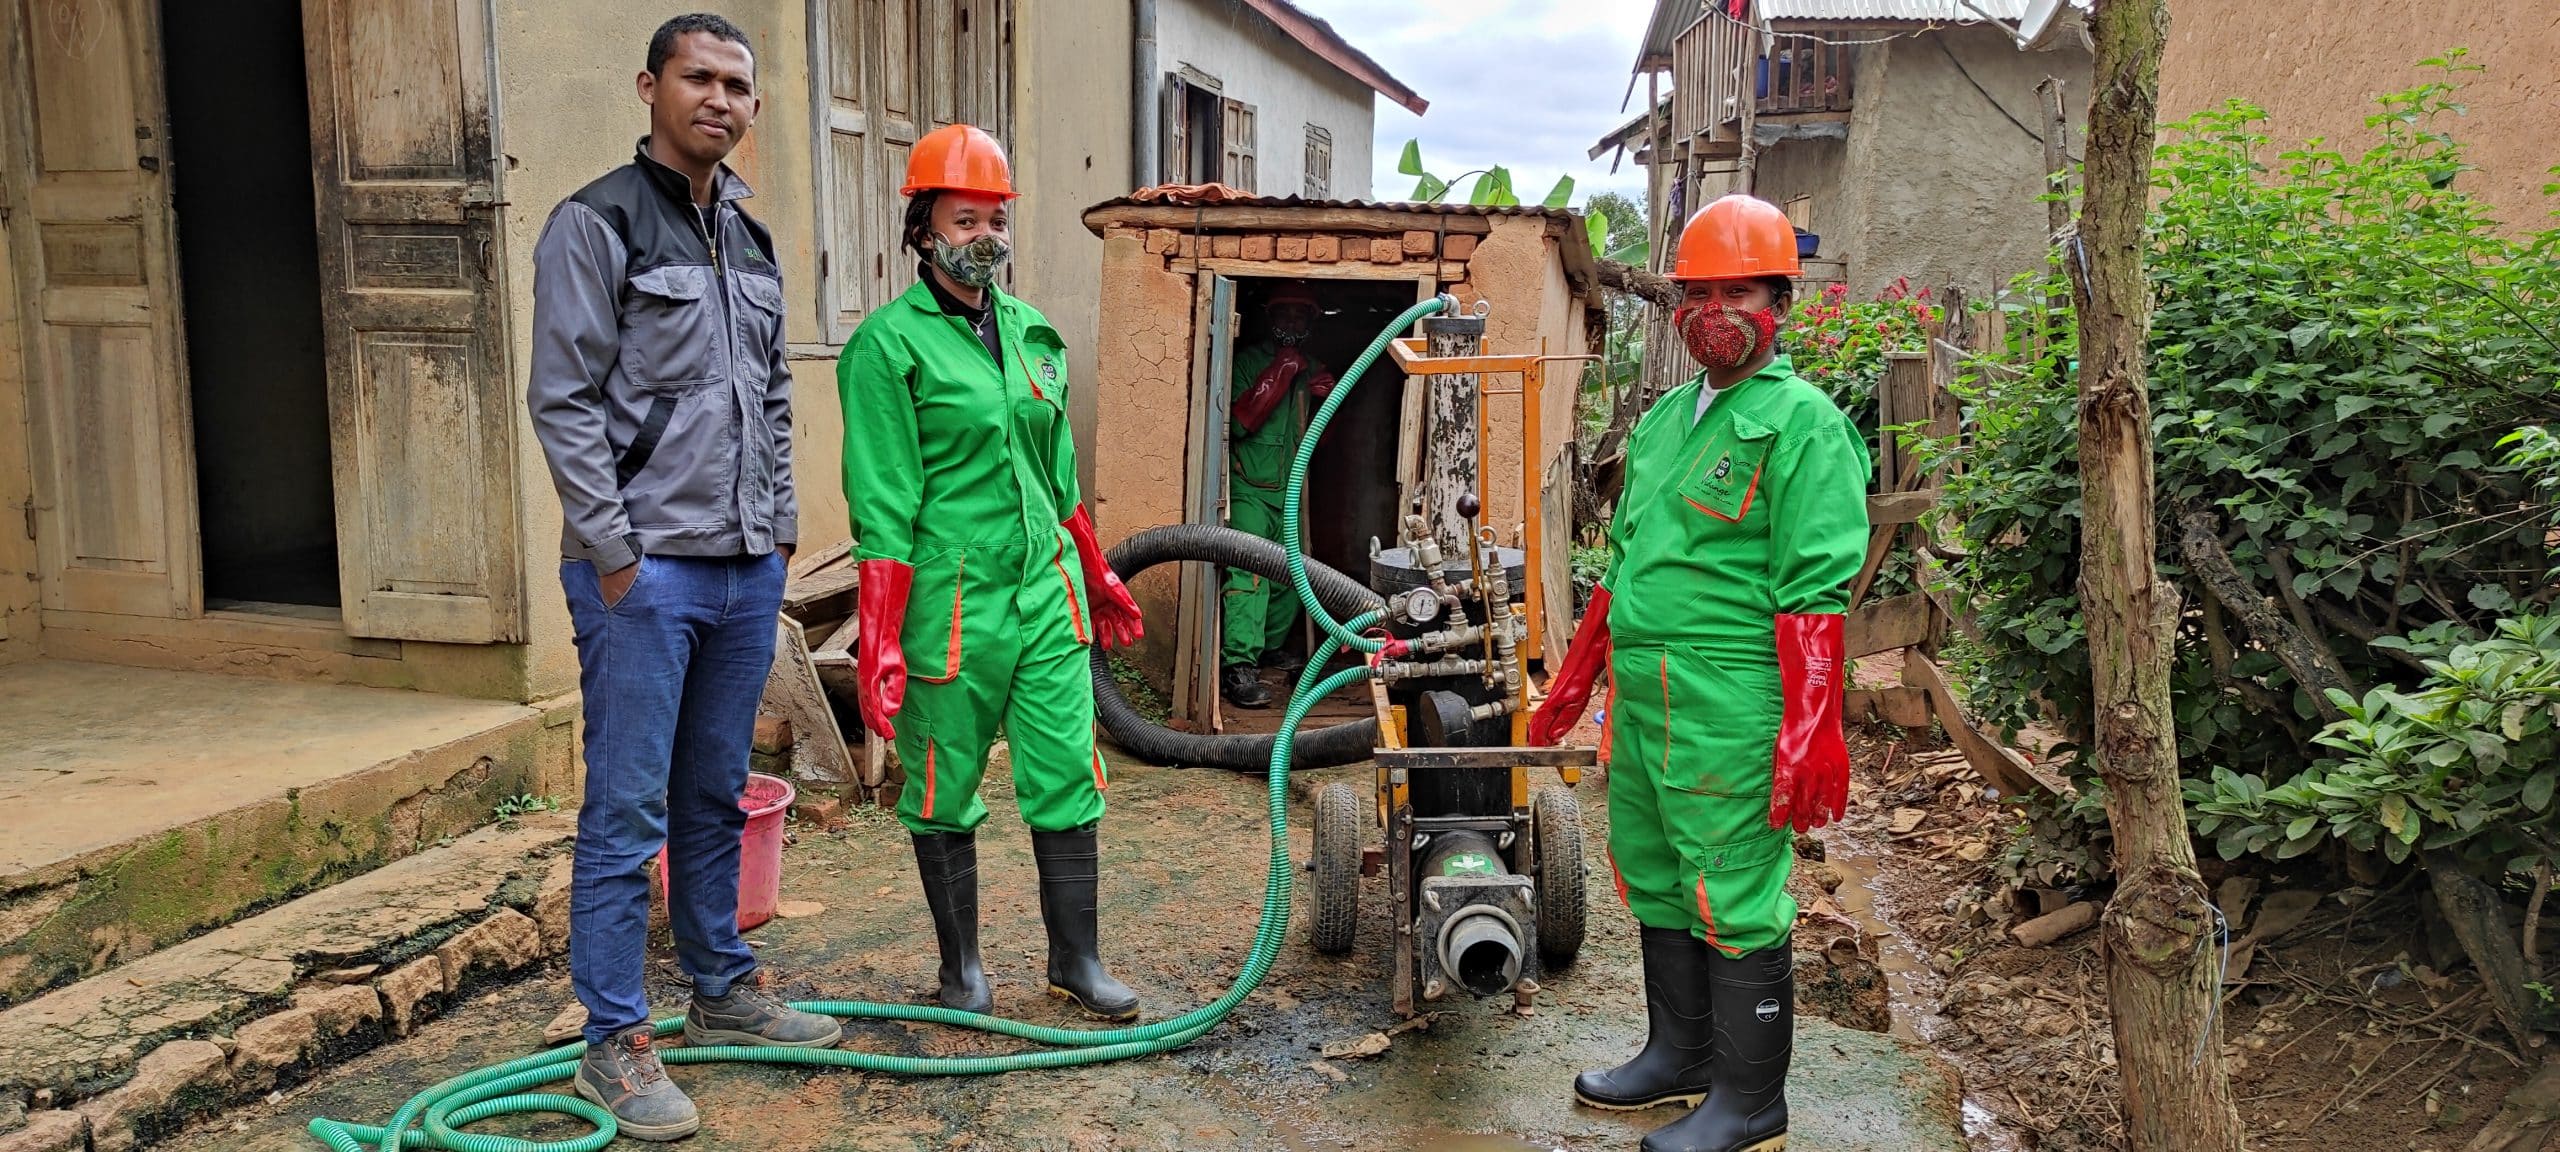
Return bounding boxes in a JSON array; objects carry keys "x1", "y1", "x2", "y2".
[{"x1": 1397, "y1": 139, "x2": 1575, "y2": 210}]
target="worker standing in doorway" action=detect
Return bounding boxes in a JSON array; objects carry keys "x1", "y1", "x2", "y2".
[
  {"x1": 526, "y1": 14, "x2": 845, "y2": 1143},
  {"x1": 1220, "y1": 280, "x2": 1338, "y2": 709},
  {"x1": 839, "y1": 124, "x2": 1150, "y2": 1024},
  {"x1": 1530, "y1": 195, "x2": 1869, "y2": 1152}
]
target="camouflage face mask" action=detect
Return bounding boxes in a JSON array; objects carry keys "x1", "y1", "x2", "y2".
[{"x1": 931, "y1": 231, "x2": 1012, "y2": 290}]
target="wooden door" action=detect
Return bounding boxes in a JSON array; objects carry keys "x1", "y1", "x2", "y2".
[
  {"x1": 1172, "y1": 274, "x2": 1235, "y2": 731},
  {"x1": 301, "y1": 0, "x2": 520, "y2": 642},
  {"x1": 814, "y1": 0, "x2": 1010, "y2": 342},
  {"x1": 7, "y1": 0, "x2": 200, "y2": 619}
]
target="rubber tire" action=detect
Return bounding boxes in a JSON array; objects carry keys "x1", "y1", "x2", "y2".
[
  {"x1": 1310, "y1": 782, "x2": 1364, "y2": 955},
  {"x1": 1534, "y1": 785, "x2": 1587, "y2": 969}
]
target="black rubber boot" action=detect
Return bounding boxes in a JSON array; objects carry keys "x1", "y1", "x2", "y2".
[
  {"x1": 1222, "y1": 663, "x2": 1273, "y2": 709},
  {"x1": 1031, "y1": 824, "x2": 1142, "y2": 1021},
  {"x1": 910, "y1": 832, "x2": 994, "y2": 1014},
  {"x1": 1575, "y1": 927, "x2": 1716, "y2": 1110},
  {"x1": 1641, "y1": 944, "x2": 1792, "y2": 1152}
]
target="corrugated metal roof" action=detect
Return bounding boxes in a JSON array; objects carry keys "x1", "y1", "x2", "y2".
[
  {"x1": 1633, "y1": 0, "x2": 2020, "y2": 71},
  {"x1": 1759, "y1": 0, "x2": 2024, "y2": 19}
]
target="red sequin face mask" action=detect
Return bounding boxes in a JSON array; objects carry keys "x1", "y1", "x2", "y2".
[{"x1": 1674, "y1": 303, "x2": 1779, "y2": 370}]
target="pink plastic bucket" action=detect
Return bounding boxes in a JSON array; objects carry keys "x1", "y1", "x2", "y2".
[{"x1": 654, "y1": 772, "x2": 796, "y2": 931}]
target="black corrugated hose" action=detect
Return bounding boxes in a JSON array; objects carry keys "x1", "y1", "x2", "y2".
[{"x1": 1087, "y1": 523, "x2": 1384, "y2": 771}]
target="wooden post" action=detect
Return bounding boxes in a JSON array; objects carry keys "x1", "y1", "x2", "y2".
[
  {"x1": 2039, "y1": 77, "x2": 2074, "y2": 363},
  {"x1": 1421, "y1": 314, "x2": 1487, "y2": 551},
  {"x1": 2069, "y1": 2, "x2": 2246, "y2": 1149}
]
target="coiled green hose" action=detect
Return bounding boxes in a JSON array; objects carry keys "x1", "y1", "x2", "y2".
[{"x1": 306, "y1": 295, "x2": 1453, "y2": 1152}]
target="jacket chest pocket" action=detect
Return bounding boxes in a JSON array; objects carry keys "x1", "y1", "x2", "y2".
[
  {"x1": 1677, "y1": 419, "x2": 1777, "y2": 524},
  {"x1": 622, "y1": 265, "x2": 722, "y2": 388},
  {"x1": 733, "y1": 272, "x2": 784, "y2": 384}
]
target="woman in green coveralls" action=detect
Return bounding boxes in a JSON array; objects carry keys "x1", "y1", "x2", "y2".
[
  {"x1": 839, "y1": 124, "x2": 1148, "y2": 1022},
  {"x1": 1531, "y1": 195, "x2": 1870, "y2": 1152}
]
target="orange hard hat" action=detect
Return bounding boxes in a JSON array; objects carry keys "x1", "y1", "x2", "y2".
[
  {"x1": 1671, "y1": 194, "x2": 1802, "y2": 281},
  {"x1": 901, "y1": 124, "x2": 1017, "y2": 199}
]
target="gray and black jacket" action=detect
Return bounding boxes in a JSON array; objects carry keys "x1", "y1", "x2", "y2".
[{"x1": 529, "y1": 140, "x2": 795, "y2": 574}]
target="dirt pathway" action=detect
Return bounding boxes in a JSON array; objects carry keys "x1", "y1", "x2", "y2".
[{"x1": 162, "y1": 755, "x2": 1966, "y2": 1152}]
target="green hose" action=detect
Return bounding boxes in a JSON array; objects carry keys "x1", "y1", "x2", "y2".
[{"x1": 307, "y1": 296, "x2": 1453, "y2": 1152}]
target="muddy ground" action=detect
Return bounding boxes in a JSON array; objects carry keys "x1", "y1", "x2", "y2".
[
  {"x1": 1824, "y1": 722, "x2": 2535, "y2": 1152},
  {"x1": 163, "y1": 739, "x2": 1965, "y2": 1152}
]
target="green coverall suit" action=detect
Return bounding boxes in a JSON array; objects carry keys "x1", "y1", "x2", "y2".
[
  {"x1": 1221, "y1": 341, "x2": 1328, "y2": 667},
  {"x1": 839, "y1": 279, "x2": 1107, "y2": 837},
  {"x1": 1599, "y1": 354, "x2": 1869, "y2": 956}
]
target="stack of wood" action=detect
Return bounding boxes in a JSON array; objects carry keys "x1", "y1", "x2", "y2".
[{"x1": 757, "y1": 542, "x2": 896, "y2": 807}]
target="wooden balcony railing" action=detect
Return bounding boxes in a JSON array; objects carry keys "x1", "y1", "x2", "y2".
[{"x1": 1669, "y1": 14, "x2": 1859, "y2": 149}]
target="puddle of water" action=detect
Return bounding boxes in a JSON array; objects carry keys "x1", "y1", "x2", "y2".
[
  {"x1": 1409, "y1": 1139, "x2": 1558, "y2": 1152},
  {"x1": 1814, "y1": 837, "x2": 1936, "y2": 1043}
]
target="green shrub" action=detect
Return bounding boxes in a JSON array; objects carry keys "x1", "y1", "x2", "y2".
[
  {"x1": 1931, "y1": 62, "x2": 2560, "y2": 799},
  {"x1": 2189, "y1": 616, "x2": 2560, "y2": 871}
]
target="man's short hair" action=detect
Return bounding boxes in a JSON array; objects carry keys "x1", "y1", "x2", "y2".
[
  {"x1": 647, "y1": 13, "x2": 753, "y2": 77},
  {"x1": 1761, "y1": 275, "x2": 1795, "y2": 304}
]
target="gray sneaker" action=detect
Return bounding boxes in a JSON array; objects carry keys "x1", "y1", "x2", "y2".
[
  {"x1": 573, "y1": 1025, "x2": 699, "y2": 1142},
  {"x1": 683, "y1": 975, "x2": 844, "y2": 1048}
]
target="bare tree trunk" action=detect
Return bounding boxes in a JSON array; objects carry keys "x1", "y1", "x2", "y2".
[{"x1": 2068, "y1": 2, "x2": 2248, "y2": 1149}]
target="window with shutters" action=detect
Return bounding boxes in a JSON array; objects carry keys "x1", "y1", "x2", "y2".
[
  {"x1": 812, "y1": 0, "x2": 1014, "y2": 343},
  {"x1": 1161, "y1": 69, "x2": 1224, "y2": 186},
  {"x1": 1221, "y1": 99, "x2": 1257, "y2": 192},
  {"x1": 1302, "y1": 125, "x2": 1332, "y2": 198}
]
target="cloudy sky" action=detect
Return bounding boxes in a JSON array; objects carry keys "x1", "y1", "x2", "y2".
[{"x1": 1288, "y1": 0, "x2": 1661, "y2": 214}]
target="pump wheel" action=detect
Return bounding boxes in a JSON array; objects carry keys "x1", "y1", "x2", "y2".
[
  {"x1": 1533, "y1": 785, "x2": 1587, "y2": 968},
  {"x1": 1310, "y1": 782, "x2": 1364, "y2": 955}
]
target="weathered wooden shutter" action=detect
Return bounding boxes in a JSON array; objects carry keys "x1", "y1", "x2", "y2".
[
  {"x1": 814, "y1": 0, "x2": 1008, "y2": 341},
  {"x1": 302, "y1": 0, "x2": 522, "y2": 641},
  {"x1": 1160, "y1": 73, "x2": 1188, "y2": 184},
  {"x1": 10, "y1": 0, "x2": 201, "y2": 619},
  {"x1": 1221, "y1": 98, "x2": 1256, "y2": 192},
  {"x1": 1302, "y1": 124, "x2": 1332, "y2": 198}
]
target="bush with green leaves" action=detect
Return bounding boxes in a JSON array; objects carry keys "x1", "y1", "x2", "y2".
[
  {"x1": 2189, "y1": 615, "x2": 2560, "y2": 870},
  {"x1": 1785, "y1": 278, "x2": 1939, "y2": 446},
  {"x1": 1933, "y1": 61, "x2": 2560, "y2": 801}
]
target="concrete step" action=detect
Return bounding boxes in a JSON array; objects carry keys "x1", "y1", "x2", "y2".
[
  {"x1": 0, "y1": 661, "x2": 578, "y2": 1008},
  {"x1": 0, "y1": 811, "x2": 575, "y2": 1152}
]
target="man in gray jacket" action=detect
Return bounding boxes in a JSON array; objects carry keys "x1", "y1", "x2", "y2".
[{"x1": 527, "y1": 14, "x2": 841, "y2": 1140}]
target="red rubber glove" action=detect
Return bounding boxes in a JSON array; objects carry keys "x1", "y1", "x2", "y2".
[
  {"x1": 1304, "y1": 369, "x2": 1337, "y2": 403},
  {"x1": 855, "y1": 560, "x2": 914, "y2": 740},
  {"x1": 1234, "y1": 347, "x2": 1307, "y2": 433},
  {"x1": 1528, "y1": 587, "x2": 1612, "y2": 747},
  {"x1": 1771, "y1": 612, "x2": 1850, "y2": 832},
  {"x1": 1063, "y1": 505, "x2": 1144, "y2": 650}
]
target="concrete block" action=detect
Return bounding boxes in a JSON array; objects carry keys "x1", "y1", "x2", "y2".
[
  {"x1": 77, "y1": 1039, "x2": 226, "y2": 1152},
  {"x1": 1402, "y1": 230, "x2": 1435, "y2": 256},
  {"x1": 1306, "y1": 235, "x2": 1339, "y2": 263},
  {"x1": 751, "y1": 714, "x2": 792, "y2": 755},
  {"x1": 533, "y1": 855, "x2": 574, "y2": 954},
  {"x1": 1146, "y1": 228, "x2": 1178, "y2": 254},
  {"x1": 296, "y1": 983, "x2": 386, "y2": 1039},
  {"x1": 1369, "y1": 237, "x2": 1404, "y2": 264},
  {"x1": 1239, "y1": 235, "x2": 1275, "y2": 261},
  {"x1": 1211, "y1": 234, "x2": 1241, "y2": 259},
  {"x1": 1275, "y1": 234, "x2": 1308, "y2": 261},
  {"x1": 435, "y1": 909, "x2": 542, "y2": 993},
  {"x1": 228, "y1": 1007, "x2": 319, "y2": 1089},
  {"x1": 1443, "y1": 234, "x2": 1479, "y2": 260},
  {"x1": 377, "y1": 956, "x2": 445, "y2": 1037},
  {"x1": 0, "y1": 1112, "x2": 87, "y2": 1152}
]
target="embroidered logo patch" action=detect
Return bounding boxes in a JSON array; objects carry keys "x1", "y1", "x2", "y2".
[
  {"x1": 1711, "y1": 454, "x2": 1734, "y2": 482},
  {"x1": 1038, "y1": 359, "x2": 1060, "y2": 382}
]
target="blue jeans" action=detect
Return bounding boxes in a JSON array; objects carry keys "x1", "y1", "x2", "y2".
[{"x1": 561, "y1": 551, "x2": 786, "y2": 1043}]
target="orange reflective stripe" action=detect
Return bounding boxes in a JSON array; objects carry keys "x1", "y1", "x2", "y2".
[
  {"x1": 914, "y1": 555, "x2": 968, "y2": 685},
  {"x1": 1051, "y1": 542, "x2": 1090, "y2": 644},
  {"x1": 922, "y1": 743, "x2": 938, "y2": 820},
  {"x1": 1681, "y1": 465, "x2": 1763, "y2": 523},
  {"x1": 1090, "y1": 747, "x2": 1108, "y2": 792},
  {"x1": 1607, "y1": 848, "x2": 1631, "y2": 909},
  {"x1": 1659, "y1": 656, "x2": 1673, "y2": 779},
  {"x1": 1599, "y1": 674, "x2": 1620, "y2": 763},
  {"x1": 1694, "y1": 875, "x2": 1737, "y2": 956}
]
